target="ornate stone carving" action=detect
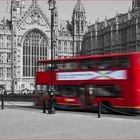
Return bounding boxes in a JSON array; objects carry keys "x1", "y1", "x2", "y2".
[{"x1": 16, "y1": 3, "x2": 50, "y2": 30}]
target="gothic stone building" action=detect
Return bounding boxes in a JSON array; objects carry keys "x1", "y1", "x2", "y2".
[
  {"x1": 82, "y1": 0, "x2": 140, "y2": 56},
  {"x1": 0, "y1": 0, "x2": 87, "y2": 93}
]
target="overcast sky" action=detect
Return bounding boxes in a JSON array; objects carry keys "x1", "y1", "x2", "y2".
[{"x1": 0, "y1": 0, "x2": 132, "y2": 24}]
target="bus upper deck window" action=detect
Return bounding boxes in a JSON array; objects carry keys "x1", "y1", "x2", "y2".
[
  {"x1": 62, "y1": 62, "x2": 78, "y2": 70},
  {"x1": 53, "y1": 64, "x2": 59, "y2": 71},
  {"x1": 116, "y1": 56, "x2": 130, "y2": 68},
  {"x1": 80, "y1": 60, "x2": 92, "y2": 70},
  {"x1": 81, "y1": 65, "x2": 88, "y2": 70},
  {"x1": 98, "y1": 58, "x2": 112, "y2": 69},
  {"x1": 38, "y1": 63, "x2": 47, "y2": 71},
  {"x1": 87, "y1": 61, "x2": 99, "y2": 69}
]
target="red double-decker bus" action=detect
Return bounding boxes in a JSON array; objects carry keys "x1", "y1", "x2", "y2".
[{"x1": 35, "y1": 52, "x2": 140, "y2": 113}]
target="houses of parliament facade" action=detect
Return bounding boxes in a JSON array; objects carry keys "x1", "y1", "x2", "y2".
[
  {"x1": 0, "y1": 0, "x2": 139, "y2": 93},
  {"x1": 82, "y1": 0, "x2": 140, "y2": 56}
]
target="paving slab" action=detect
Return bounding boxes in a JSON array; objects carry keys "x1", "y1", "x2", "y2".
[{"x1": 0, "y1": 105, "x2": 140, "y2": 140}]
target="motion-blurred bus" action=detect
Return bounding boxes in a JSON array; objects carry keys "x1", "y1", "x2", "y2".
[{"x1": 34, "y1": 52, "x2": 140, "y2": 113}]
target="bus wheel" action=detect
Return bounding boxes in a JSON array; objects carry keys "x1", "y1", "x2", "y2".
[{"x1": 101, "y1": 101, "x2": 112, "y2": 114}]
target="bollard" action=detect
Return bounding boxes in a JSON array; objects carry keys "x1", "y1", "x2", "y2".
[
  {"x1": 1, "y1": 97, "x2": 4, "y2": 110},
  {"x1": 48, "y1": 94, "x2": 55, "y2": 114},
  {"x1": 43, "y1": 99, "x2": 46, "y2": 113},
  {"x1": 98, "y1": 102, "x2": 101, "y2": 118}
]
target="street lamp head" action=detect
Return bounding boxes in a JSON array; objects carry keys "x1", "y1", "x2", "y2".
[{"x1": 48, "y1": 0, "x2": 56, "y2": 10}]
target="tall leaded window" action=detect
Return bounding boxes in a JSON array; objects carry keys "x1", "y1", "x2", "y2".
[
  {"x1": 81, "y1": 21, "x2": 84, "y2": 32},
  {"x1": 23, "y1": 29, "x2": 48, "y2": 77},
  {"x1": 64, "y1": 41, "x2": 67, "y2": 53},
  {"x1": 76, "y1": 21, "x2": 79, "y2": 34},
  {"x1": 58, "y1": 40, "x2": 61, "y2": 53}
]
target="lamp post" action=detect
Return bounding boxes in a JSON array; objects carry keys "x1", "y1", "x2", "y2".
[
  {"x1": 72, "y1": 16, "x2": 75, "y2": 57},
  {"x1": 10, "y1": 1, "x2": 14, "y2": 94},
  {"x1": 72, "y1": 17, "x2": 75, "y2": 57},
  {"x1": 48, "y1": 0, "x2": 56, "y2": 114}
]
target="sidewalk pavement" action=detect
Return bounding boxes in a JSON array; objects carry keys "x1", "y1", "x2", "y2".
[
  {"x1": 0, "y1": 104, "x2": 140, "y2": 140},
  {"x1": 3, "y1": 101, "x2": 34, "y2": 107}
]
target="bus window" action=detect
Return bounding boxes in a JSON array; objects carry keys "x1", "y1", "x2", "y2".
[
  {"x1": 37, "y1": 62, "x2": 55, "y2": 72},
  {"x1": 80, "y1": 59, "x2": 97, "y2": 70},
  {"x1": 115, "y1": 56, "x2": 130, "y2": 68},
  {"x1": 80, "y1": 58, "x2": 112, "y2": 70},
  {"x1": 58, "y1": 85, "x2": 78, "y2": 97},
  {"x1": 80, "y1": 59, "x2": 89, "y2": 70},
  {"x1": 54, "y1": 86, "x2": 61, "y2": 96},
  {"x1": 45, "y1": 65, "x2": 51, "y2": 71},
  {"x1": 87, "y1": 85, "x2": 96, "y2": 95},
  {"x1": 37, "y1": 63, "x2": 47, "y2": 71},
  {"x1": 94, "y1": 85, "x2": 121, "y2": 97},
  {"x1": 42, "y1": 62, "x2": 63, "y2": 71},
  {"x1": 79, "y1": 87, "x2": 85, "y2": 105},
  {"x1": 80, "y1": 56, "x2": 130, "y2": 70},
  {"x1": 98, "y1": 58, "x2": 112, "y2": 69},
  {"x1": 36, "y1": 85, "x2": 48, "y2": 95},
  {"x1": 52, "y1": 63, "x2": 59, "y2": 71},
  {"x1": 57, "y1": 61, "x2": 78, "y2": 70}
]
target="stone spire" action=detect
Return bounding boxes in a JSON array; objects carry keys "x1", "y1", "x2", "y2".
[
  {"x1": 72, "y1": 0, "x2": 87, "y2": 56},
  {"x1": 73, "y1": 0, "x2": 85, "y2": 13}
]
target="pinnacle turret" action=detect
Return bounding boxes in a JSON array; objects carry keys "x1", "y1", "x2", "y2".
[{"x1": 73, "y1": 0, "x2": 85, "y2": 13}]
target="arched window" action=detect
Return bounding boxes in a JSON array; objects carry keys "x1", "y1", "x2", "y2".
[
  {"x1": 23, "y1": 29, "x2": 48, "y2": 77},
  {"x1": 58, "y1": 40, "x2": 61, "y2": 53},
  {"x1": 76, "y1": 21, "x2": 79, "y2": 34},
  {"x1": 64, "y1": 41, "x2": 67, "y2": 53},
  {"x1": 81, "y1": 21, "x2": 84, "y2": 32}
]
